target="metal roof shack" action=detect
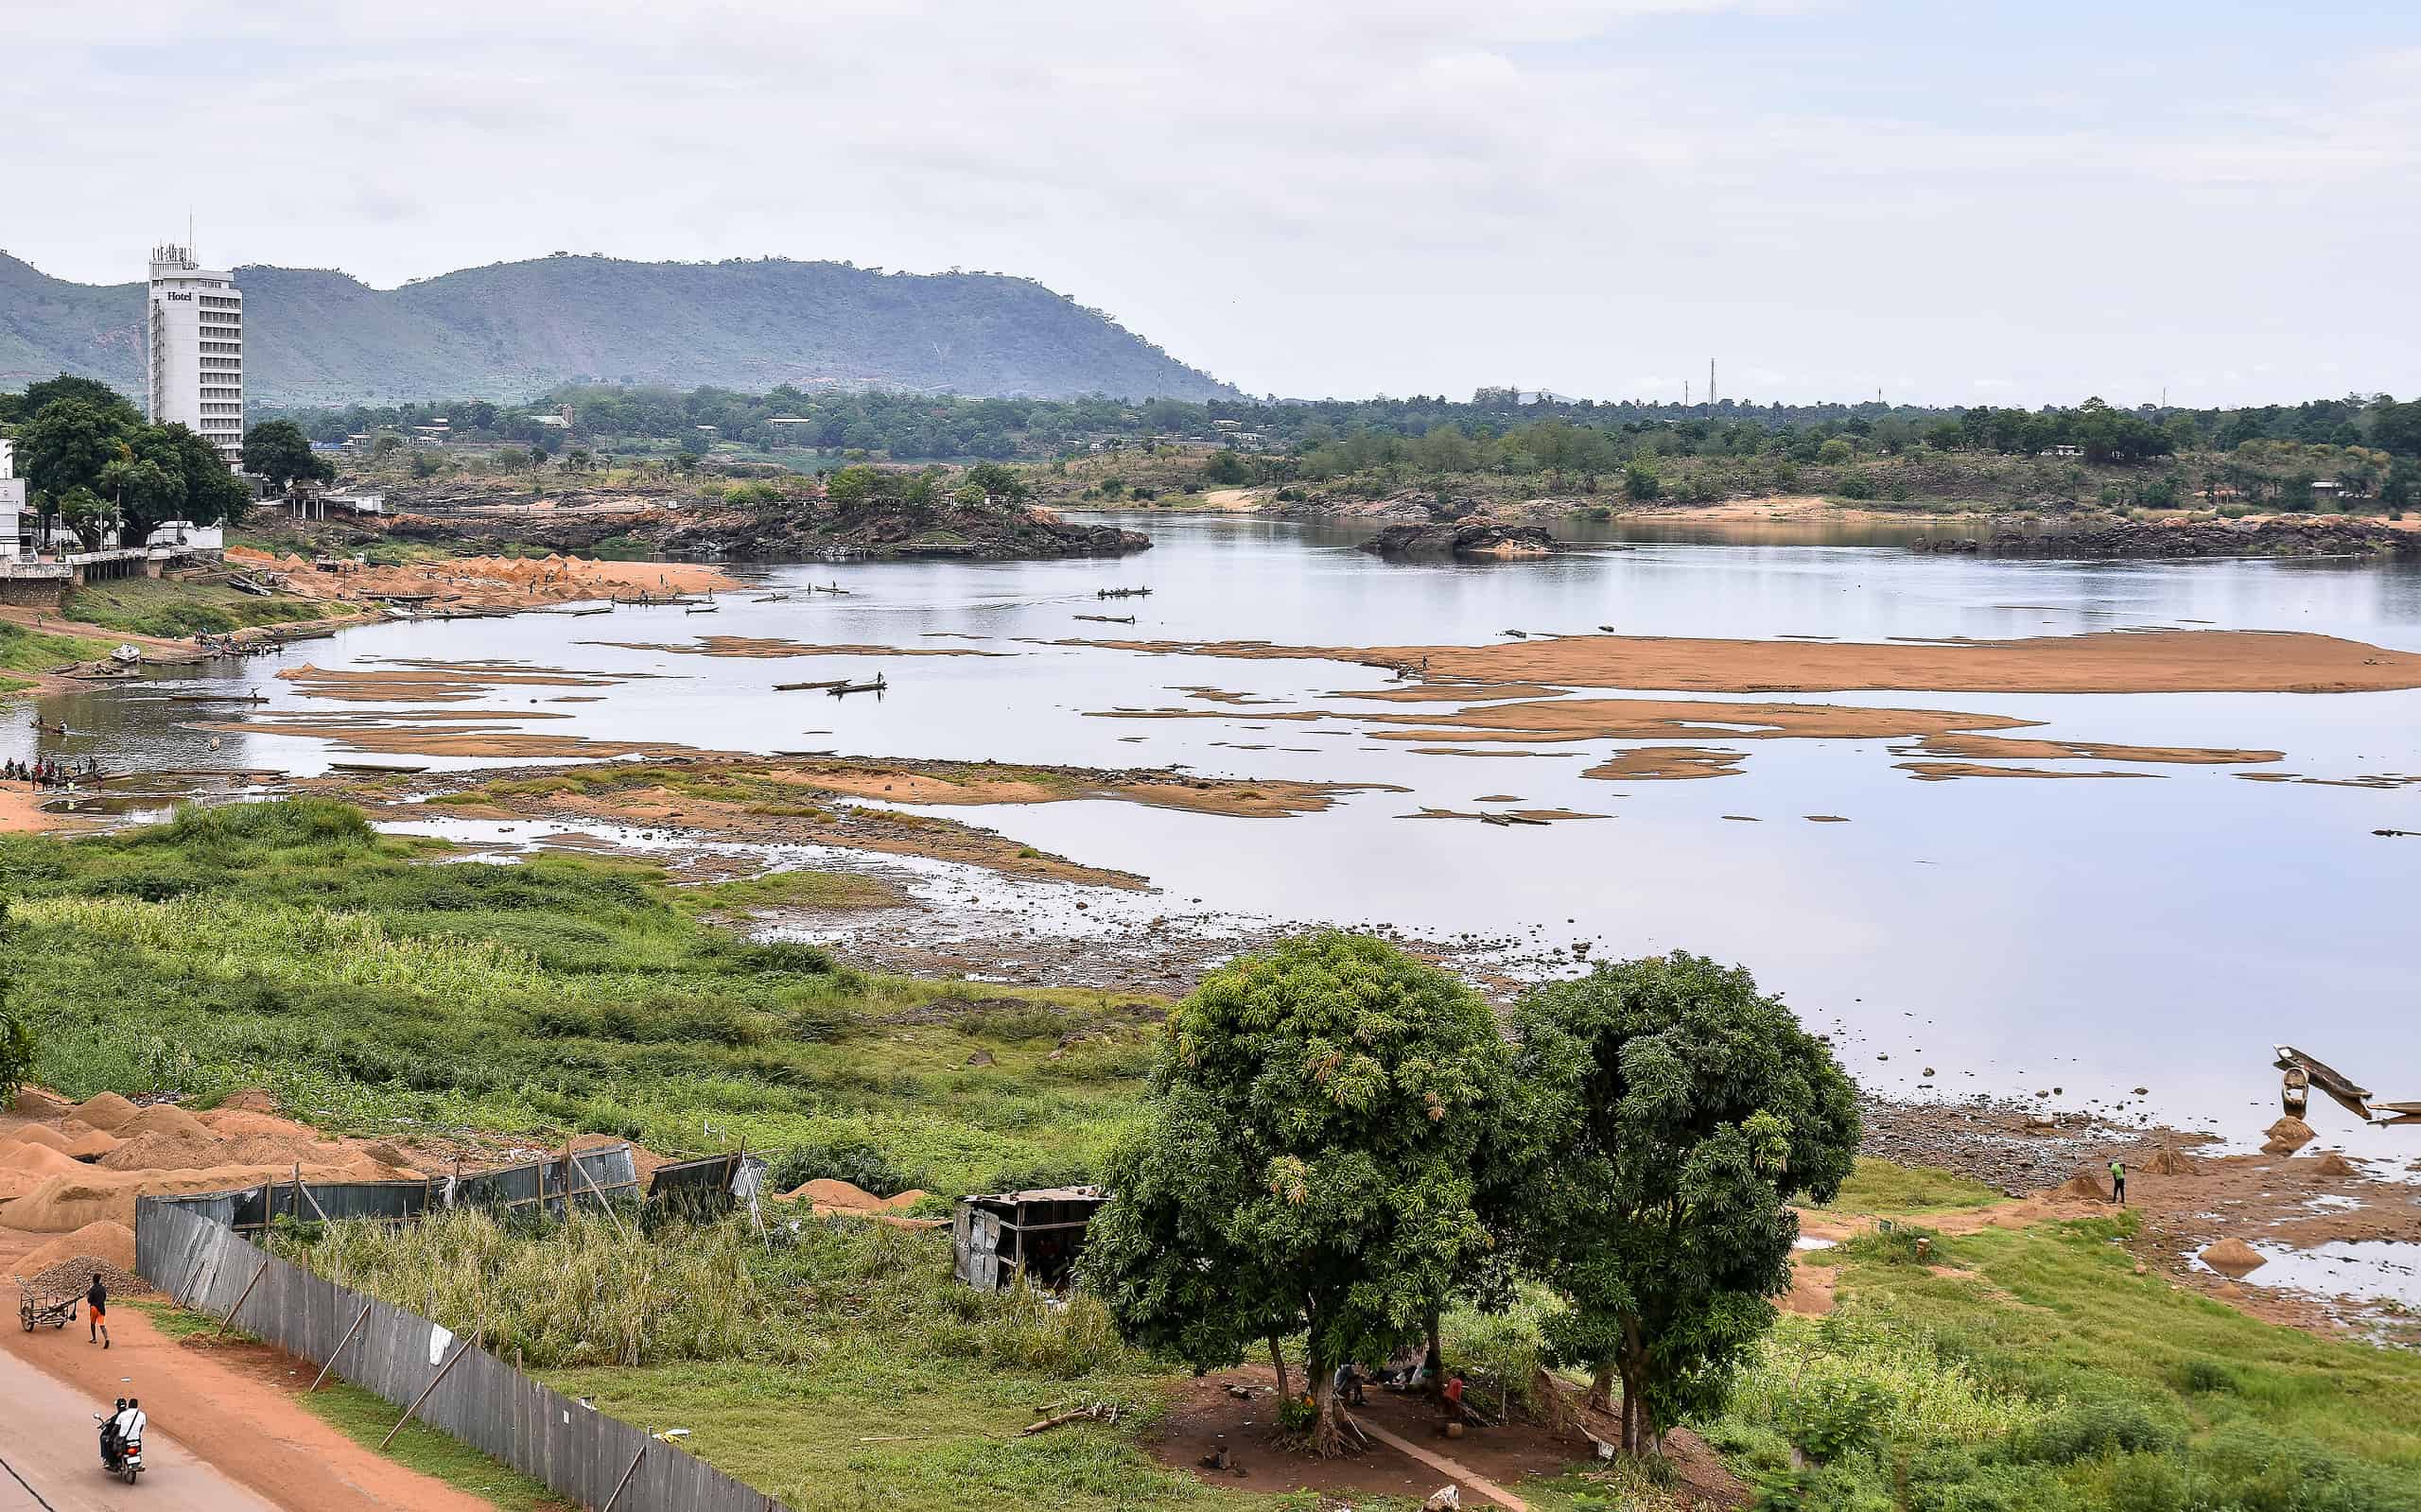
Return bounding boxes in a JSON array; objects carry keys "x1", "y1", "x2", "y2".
[{"x1": 951, "y1": 1186, "x2": 1107, "y2": 1293}]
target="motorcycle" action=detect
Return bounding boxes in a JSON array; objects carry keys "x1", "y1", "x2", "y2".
[{"x1": 93, "y1": 1413, "x2": 144, "y2": 1485}]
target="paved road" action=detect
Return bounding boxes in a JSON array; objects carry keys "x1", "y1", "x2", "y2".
[{"x1": 0, "y1": 1346, "x2": 278, "y2": 1512}]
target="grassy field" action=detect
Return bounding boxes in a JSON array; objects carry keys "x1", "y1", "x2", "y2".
[
  {"x1": 0, "y1": 618, "x2": 119, "y2": 692},
  {"x1": 0, "y1": 799, "x2": 1152, "y2": 1194},
  {"x1": 61, "y1": 577, "x2": 328, "y2": 638}
]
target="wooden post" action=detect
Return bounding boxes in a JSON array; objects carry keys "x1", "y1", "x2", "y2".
[
  {"x1": 600, "y1": 1444, "x2": 647, "y2": 1512},
  {"x1": 573, "y1": 1149, "x2": 631, "y2": 1241},
  {"x1": 301, "y1": 1177, "x2": 333, "y2": 1225},
  {"x1": 309, "y1": 1305, "x2": 373, "y2": 1393},
  {"x1": 380, "y1": 1326, "x2": 481, "y2": 1450},
  {"x1": 215, "y1": 1257, "x2": 272, "y2": 1338}
]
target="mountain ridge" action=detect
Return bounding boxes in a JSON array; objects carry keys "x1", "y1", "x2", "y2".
[{"x1": 0, "y1": 252, "x2": 1235, "y2": 405}]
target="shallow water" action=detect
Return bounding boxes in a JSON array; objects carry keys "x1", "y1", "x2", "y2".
[{"x1": 9, "y1": 513, "x2": 2418, "y2": 1155}]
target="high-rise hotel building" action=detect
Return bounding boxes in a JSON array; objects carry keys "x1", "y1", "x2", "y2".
[{"x1": 146, "y1": 244, "x2": 244, "y2": 467}]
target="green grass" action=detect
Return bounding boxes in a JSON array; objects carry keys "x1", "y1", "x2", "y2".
[
  {"x1": 62, "y1": 578, "x2": 326, "y2": 638},
  {"x1": 679, "y1": 867, "x2": 901, "y2": 912},
  {"x1": 1706, "y1": 1214, "x2": 2421, "y2": 1509},
  {"x1": 0, "y1": 618, "x2": 116, "y2": 674},
  {"x1": 0, "y1": 799, "x2": 1153, "y2": 1195},
  {"x1": 1814, "y1": 1156, "x2": 2004, "y2": 1217}
]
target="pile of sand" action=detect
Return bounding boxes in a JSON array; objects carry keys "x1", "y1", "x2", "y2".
[
  {"x1": 777, "y1": 1178, "x2": 942, "y2": 1228},
  {"x1": 197, "y1": 1109, "x2": 311, "y2": 1140},
  {"x1": 214, "y1": 1090, "x2": 281, "y2": 1116},
  {"x1": 12, "y1": 1220, "x2": 141, "y2": 1294},
  {"x1": 2262, "y1": 1116, "x2": 2315, "y2": 1155},
  {"x1": 2144, "y1": 1146, "x2": 2194, "y2": 1176},
  {"x1": 0, "y1": 1140, "x2": 90, "y2": 1177},
  {"x1": 74, "y1": 1092, "x2": 142, "y2": 1132},
  {"x1": 114, "y1": 1104, "x2": 214, "y2": 1142},
  {"x1": 2309, "y1": 1152, "x2": 2360, "y2": 1178},
  {"x1": 98, "y1": 1131, "x2": 229, "y2": 1173},
  {"x1": 9, "y1": 1087, "x2": 76, "y2": 1118},
  {"x1": 2057, "y1": 1170, "x2": 2111, "y2": 1201},
  {"x1": 2200, "y1": 1238, "x2": 2268, "y2": 1277},
  {"x1": 2, "y1": 1123, "x2": 76, "y2": 1154},
  {"x1": 53, "y1": 1124, "x2": 121, "y2": 1159}
]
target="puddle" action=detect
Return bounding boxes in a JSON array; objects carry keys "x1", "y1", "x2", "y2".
[{"x1": 2193, "y1": 1240, "x2": 2421, "y2": 1309}]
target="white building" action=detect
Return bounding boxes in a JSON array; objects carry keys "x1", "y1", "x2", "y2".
[
  {"x1": 147, "y1": 243, "x2": 244, "y2": 468},
  {"x1": 0, "y1": 439, "x2": 26, "y2": 559}
]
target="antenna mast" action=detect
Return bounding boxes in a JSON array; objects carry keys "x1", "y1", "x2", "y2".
[{"x1": 1709, "y1": 358, "x2": 1717, "y2": 408}]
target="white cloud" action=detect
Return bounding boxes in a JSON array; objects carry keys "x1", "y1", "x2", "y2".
[{"x1": 1, "y1": 1, "x2": 2412, "y2": 405}]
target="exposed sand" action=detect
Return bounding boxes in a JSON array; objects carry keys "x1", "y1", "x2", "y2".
[
  {"x1": 1066, "y1": 629, "x2": 2421, "y2": 695},
  {"x1": 0, "y1": 786, "x2": 95, "y2": 835},
  {"x1": 1908, "y1": 732, "x2": 2283, "y2": 765},
  {"x1": 198, "y1": 716, "x2": 695, "y2": 760},
  {"x1": 1897, "y1": 762, "x2": 2158, "y2": 782},
  {"x1": 582, "y1": 636, "x2": 1008, "y2": 658},
  {"x1": 1580, "y1": 746, "x2": 1749, "y2": 781},
  {"x1": 280, "y1": 659, "x2": 628, "y2": 703},
  {"x1": 1360, "y1": 697, "x2": 2039, "y2": 745}
]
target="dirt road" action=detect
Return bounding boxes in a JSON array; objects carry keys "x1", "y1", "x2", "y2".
[
  {"x1": 0, "y1": 1306, "x2": 500, "y2": 1512},
  {"x1": 0, "y1": 1343, "x2": 275, "y2": 1510}
]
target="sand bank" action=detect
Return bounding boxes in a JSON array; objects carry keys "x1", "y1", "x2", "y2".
[
  {"x1": 582, "y1": 636, "x2": 1007, "y2": 658},
  {"x1": 1066, "y1": 629, "x2": 2421, "y2": 695}
]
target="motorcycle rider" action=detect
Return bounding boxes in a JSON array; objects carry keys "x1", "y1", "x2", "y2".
[
  {"x1": 99, "y1": 1399, "x2": 127, "y2": 1468},
  {"x1": 110, "y1": 1398, "x2": 146, "y2": 1467}
]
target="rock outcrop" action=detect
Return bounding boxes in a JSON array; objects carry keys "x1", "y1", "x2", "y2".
[
  {"x1": 1910, "y1": 517, "x2": 2418, "y2": 560},
  {"x1": 1360, "y1": 522, "x2": 1559, "y2": 560}
]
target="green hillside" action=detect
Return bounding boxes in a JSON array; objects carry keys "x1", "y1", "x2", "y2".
[{"x1": 0, "y1": 252, "x2": 1234, "y2": 405}]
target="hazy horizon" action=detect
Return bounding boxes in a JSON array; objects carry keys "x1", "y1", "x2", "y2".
[{"x1": 8, "y1": 1, "x2": 2414, "y2": 409}]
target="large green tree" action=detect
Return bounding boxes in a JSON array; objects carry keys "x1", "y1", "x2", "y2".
[
  {"x1": 241, "y1": 419, "x2": 337, "y2": 492},
  {"x1": 16, "y1": 396, "x2": 137, "y2": 506},
  {"x1": 1507, "y1": 952, "x2": 1859, "y2": 1456},
  {"x1": 1086, "y1": 931, "x2": 1509, "y2": 1455}
]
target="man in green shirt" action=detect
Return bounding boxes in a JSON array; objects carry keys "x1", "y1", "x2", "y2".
[{"x1": 2109, "y1": 1158, "x2": 2126, "y2": 1205}]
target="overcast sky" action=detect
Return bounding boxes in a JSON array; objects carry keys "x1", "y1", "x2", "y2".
[{"x1": 8, "y1": 1, "x2": 2414, "y2": 406}]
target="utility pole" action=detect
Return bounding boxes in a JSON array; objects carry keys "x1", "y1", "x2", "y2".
[{"x1": 1709, "y1": 358, "x2": 1717, "y2": 408}]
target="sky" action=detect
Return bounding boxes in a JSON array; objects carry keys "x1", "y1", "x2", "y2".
[{"x1": 6, "y1": 0, "x2": 2416, "y2": 406}]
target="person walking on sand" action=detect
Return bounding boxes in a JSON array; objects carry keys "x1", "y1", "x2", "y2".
[
  {"x1": 2109, "y1": 1157, "x2": 2126, "y2": 1206},
  {"x1": 87, "y1": 1272, "x2": 110, "y2": 1347}
]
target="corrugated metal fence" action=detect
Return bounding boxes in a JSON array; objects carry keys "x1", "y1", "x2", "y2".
[{"x1": 134, "y1": 1191, "x2": 791, "y2": 1512}]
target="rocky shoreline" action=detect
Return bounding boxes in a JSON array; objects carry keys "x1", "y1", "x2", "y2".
[
  {"x1": 380, "y1": 498, "x2": 1148, "y2": 563},
  {"x1": 1360, "y1": 522, "x2": 1559, "y2": 559},
  {"x1": 1909, "y1": 516, "x2": 2417, "y2": 559}
]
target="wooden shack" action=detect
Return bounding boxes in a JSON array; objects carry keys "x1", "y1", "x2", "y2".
[{"x1": 951, "y1": 1186, "x2": 1107, "y2": 1292}]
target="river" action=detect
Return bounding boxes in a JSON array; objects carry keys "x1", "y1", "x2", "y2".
[{"x1": 9, "y1": 513, "x2": 2420, "y2": 1159}]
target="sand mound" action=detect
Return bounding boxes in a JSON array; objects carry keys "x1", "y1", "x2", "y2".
[
  {"x1": 54, "y1": 1124, "x2": 122, "y2": 1159},
  {"x1": 2144, "y1": 1146, "x2": 2194, "y2": 1176},
  {"x1": 2, "y1": 1123, "x2": 74, "y2": 1154},
  {"x1": 13, "y1": 1221, "x2": 139, "y2": 1290},
  {"x1": 0, "y1": 1164, "x2": 361, "y2": 1231},
  {"x1": 2058, "y1": 1171, "x2": 2110, "y2": 1201},
  {"x1": 2200, "y1": 1238, "x2": 2267, "y2": 1277},
  {"x1": 113, "y1": 1104, "x2": 216, "y2": 1142},
  {"x1": 9, "y1": 1086, "x2": 76, "y2": 1118},
  {"x1": 779, "y1": 1178, "x2": 927, "y2": 1213},
  {"x1": 214, "y1": 1089, "x2": 281, "y2": 1115},
  {"x1": 2309, "y1": 1152, "x2": 2360, "y2": 1178},
  {"x1": 197, "y1": 1109, "x2": 315, "y2": 1140},
  {"x1": 98, "y1": 1131, "x2": 232, "y2": 1173},
  {"x1": 2263, "y1": 1116, "x2": 2314, "y2": 1154},
  {"x1": 75, "y1": 1092, "x2": 142, "y2": 1132},
  {"x1": 0, "y1": 1140, "x2": 90, "y2": 1177}
]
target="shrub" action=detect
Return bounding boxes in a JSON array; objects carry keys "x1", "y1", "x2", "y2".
[{"x1": 2008, "y1": 1398, "x2": 2173, "y2": 1466}]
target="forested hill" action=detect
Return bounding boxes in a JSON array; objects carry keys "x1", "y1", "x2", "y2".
[{"x1": 0, "y1": 253, "x2": 1236, "y2": 405}]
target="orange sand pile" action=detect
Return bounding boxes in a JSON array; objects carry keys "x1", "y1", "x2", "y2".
[
  {"x1": 14, "y1": 1220, "x2": 140, "y2": 1292},
  {"x1": 74, "y1": 1092, "x2": 142, "y2": 1131},
  {"x1": 2200, "y1": 1238, "x2": 2267, "y2": 1277},
  {"x1": 2058, "y1": 1170, "x2": 2111, "y2": 1201},
  {"x1": 2309, "y1": 1152, "x2": 2360, "y2": 1178},
  {"x1": 2144, "y1": 1147, "x2": 2195, "y2": 1176},
  {"x1": 777, "y1": 1178, "x2": 942, "y2": 1229},
  {"x1": 227, "y1": 547, "x2": 735, "y2": 607}
]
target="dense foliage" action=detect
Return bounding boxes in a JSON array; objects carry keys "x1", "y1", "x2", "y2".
[
  {"x1": 245, "y1": 383, "x2": 2421, "y2": 475},
  {"x1": 1508, "y1": 953, "x2": 1862, "y2": 1453},
  {"x1": 7, "y1": 376, "x2": 251, "y2": 546}
]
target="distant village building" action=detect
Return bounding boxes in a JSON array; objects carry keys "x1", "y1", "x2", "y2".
[
  {"x1": 2040, "y1": 444, "x2": 2085, "y2": 460},
  {"x1": 147, "y1": 243, "x2": 244, "y2": 468},
  {"x1": 766, "y1": 417, "x2": 816, "y2": 446}
]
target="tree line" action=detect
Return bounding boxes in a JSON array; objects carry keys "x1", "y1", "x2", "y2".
[
  {"x1": 0, "y1": 377, "x2": 334, "y2": 549},
  {"x1": 249, "y1": 383, "x2": 2421, "y2": 468},
  {"x1": 1083, "y1": 932, "x2": 1858, "y2": 1460}
]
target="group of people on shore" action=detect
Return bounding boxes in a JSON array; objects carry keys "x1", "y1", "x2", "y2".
[{"x1": 4, "y1": 756, "x2": 100, "y2": 788}]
